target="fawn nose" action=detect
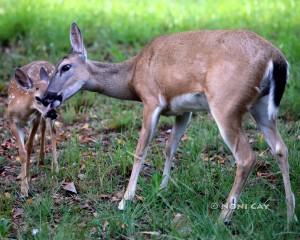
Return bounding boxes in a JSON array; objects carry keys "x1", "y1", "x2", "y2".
[
  {"x1": 42, "y1": 92, "x2": 63, "y2": 107},
  {"x1": 45, "y1": 109, "x2": 58, "y2": 120}
]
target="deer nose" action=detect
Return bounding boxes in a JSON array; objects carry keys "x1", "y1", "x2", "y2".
[
  {"x1": 45, "y1": 109, "x2": 57, "y2": 120},
  {"x1": 42, "y1": 92, "x2": 63, "y2": 107}
]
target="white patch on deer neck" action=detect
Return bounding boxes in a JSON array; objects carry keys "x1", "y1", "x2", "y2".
[{"x1": 169, "y1": 92, "x2": 209, "y2": 114}]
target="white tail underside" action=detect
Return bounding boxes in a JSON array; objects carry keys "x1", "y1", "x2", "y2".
[{"x1": 265, "y1": 60, "x2": 278, "y2": 120}]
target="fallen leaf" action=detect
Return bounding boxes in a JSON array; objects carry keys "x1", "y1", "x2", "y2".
[
  {"x1": 114, "y1": 191, "x2": 124, "y2": 199},
  {"x1": 53, "y1": 193, "x2": 65, "y2": 205},
  {"x1": 138, "y1": 231, "x2": 161, "y2": 237},
  {"x1": 117, "y1": 138, "x2": 125, "y2": 144},
  {"x1": 62, "y1": 182, "x2": 77, "y2": 194},
  {"x1": 256, "y1": 172, "x2": 277, "y2": 183},
  {"x1": 13, "y1": 208, "x2": 24, "y2": 219},
  {"x1": 81, "y1": 123, "x2": 89, "y2": 130},
  {"x1": 93, "y1": 212, "x2": 99, "y2": 217},
  {"x1": 4, "y1": 192, "x2": 11, "y2": 199},
  {"x1": 79, "y1": 135, "x2": 97, "y2": 144},
  {"x1": 99, "y1": 191, "x2": 124, "y2": 202},
  {"x1": 80, "y1": 201, "x2": 95, "y2": 213},
  {"x1": 136, "y1": 195, "x2": 144, "y2": 202},
  {"x1": 172, "y1": 213, "x2": 192, "y2": 235},
  {"x1": 78, "y1": 173, "x2": 86, "y2": 180},
  {"x1": 101, "y1": 220, "x2": 109, "y2": 239}
]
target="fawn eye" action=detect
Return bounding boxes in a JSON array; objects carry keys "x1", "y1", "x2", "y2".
[
  {"x1": 36, "y1": 87, "x2": 39, "y2": 91},
  {"x1": 61, "y1": 64, "x2": 71, "y2": 73}
]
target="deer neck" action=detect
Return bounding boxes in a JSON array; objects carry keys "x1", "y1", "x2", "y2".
[{"x1": 84, "y1": 57, "x2": 139, "y2": 101}]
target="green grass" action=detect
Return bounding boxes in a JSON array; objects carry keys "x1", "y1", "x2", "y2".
[{"x1": 0, "y1": 0, "x2": 300, "y2": 239}]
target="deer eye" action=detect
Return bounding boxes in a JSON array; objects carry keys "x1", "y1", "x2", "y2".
[{"x1": 61, "y1": 64, "x2": 71, "y2": 73}]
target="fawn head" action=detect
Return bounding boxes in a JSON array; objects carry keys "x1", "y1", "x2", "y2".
[{"x1": 14, "y1": 67, "x2": 56, "y2": 118}]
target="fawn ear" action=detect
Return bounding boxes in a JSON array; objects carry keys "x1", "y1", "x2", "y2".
[
  {"x1": 39, "y1": 67, "x2": 49, "y2": 83},
  {"x1": 70, "y1": 22, "x2": 87, "y2": 60},
  {"x1": 14, "y1": 68, "x2": 33, "y2": 89}
]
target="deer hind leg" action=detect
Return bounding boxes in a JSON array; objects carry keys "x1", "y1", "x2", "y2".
[
  {"x1": 39, "y1": 118, "x2": 46, "y2": 166},
  {"x1": 210, "y1": 107, "x2": 256, "y2": 224},
  {"x1": 118, "y1": 103, "x2": 163, "y2": 210},
  {"x1": 160, "y1": 112, "x2": 192, "y2": 189},
  {"x1": 250, "y1": 96, "x2": 296, "y2": 223},
  {"x1": 49, "y1": 119, "x2": 59, "y2": 173}
]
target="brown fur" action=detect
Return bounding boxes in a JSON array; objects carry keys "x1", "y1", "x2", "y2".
[
  {"x1": 46, "y1": 25, "x2": 295, "y2": 223},
  {"x1": 6, "y1": 61, "x2": 58, "y2": 197}
]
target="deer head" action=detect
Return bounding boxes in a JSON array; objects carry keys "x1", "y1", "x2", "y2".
[
  {"x1": 42, "y1": 23, "x2": 89, "y2": 108},
  {"x1": 14, "y1": 67, "x2": 54, "y2": 118}
]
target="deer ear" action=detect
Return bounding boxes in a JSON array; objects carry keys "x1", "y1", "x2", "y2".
[
  {"x1": 39, "y1": 67, "x2": 49, "y2": 83},
  {"x1": 14, "y1": 68, "x2": 33, "y2": 89},
  {"x1": 70, "y1": 22, "x2": 87, "y2": 60}
]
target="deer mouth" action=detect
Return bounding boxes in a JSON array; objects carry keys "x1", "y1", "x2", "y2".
[
  {"x1": 45, "y1": 109, "x2": 58, "y2": 120},
  {"x1": 41, "y1": 91, "x2": 63, "y2": 108}
]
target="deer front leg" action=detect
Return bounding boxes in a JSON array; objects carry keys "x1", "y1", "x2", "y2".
[
  {"x1": 23, "y1": 115, "x2": 40, "y2": 196},
  {"x1": 160, "y1": 112, "x2": 192, "y2": 189},
  {"x1": 39, "y1": 118, "x2": 46, "y2": 166},
  {"x1": 49, "y1": 119, "x2": 59, "y2": 173},
  {"x1": 118, "y1": 103, "x2": 163, "y2": 210},
  {"x1": 10, "y1": 122, "x2": 26, "y2": 180}
]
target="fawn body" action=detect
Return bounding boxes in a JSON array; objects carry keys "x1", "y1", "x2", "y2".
[{"x1": 6, "y1": 61, "x2": 58, "y2": 197}]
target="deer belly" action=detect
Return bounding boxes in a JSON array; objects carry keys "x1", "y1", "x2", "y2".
[{"x1": 168, "y1": 92, "x2": 209, "y2": 114}]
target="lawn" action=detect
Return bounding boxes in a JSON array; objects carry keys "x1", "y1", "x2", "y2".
[{"x1": 0, "y1": 0, "x2": 300, "y2": 239}]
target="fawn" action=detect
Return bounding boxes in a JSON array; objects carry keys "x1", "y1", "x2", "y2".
[
  {"x1": 6, "y1": 61, "x2": 58, "y2": 197},
  {"x1": 42, "y1": 23, "x2": 296, "y2": 223}
]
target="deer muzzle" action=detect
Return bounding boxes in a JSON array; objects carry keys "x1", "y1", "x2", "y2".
[{"x1": 41, "y1": 91, "x2": 63, "y2": 107}]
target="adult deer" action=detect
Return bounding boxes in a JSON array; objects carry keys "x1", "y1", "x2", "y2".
[
  {"x1": 6, "y1": 61, "x2": 58, "y2": 197},
  {"x1": 42, "y1": 23, "x2": 296, "y2": 223}
]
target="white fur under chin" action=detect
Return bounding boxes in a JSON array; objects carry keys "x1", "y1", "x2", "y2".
[{"x1": 52, "y1": 100, "x2": 61, "y2": 108}]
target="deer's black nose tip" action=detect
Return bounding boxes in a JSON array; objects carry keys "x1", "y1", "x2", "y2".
[
  {"x1": 42, "y1": 92, "x2": 62, "y2": 106},
  {"x1": 45, "y1": 109, "x2": 57, "y2": 120}
]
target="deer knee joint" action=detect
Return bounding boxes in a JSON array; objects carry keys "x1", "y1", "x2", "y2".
[
  {"x1": 275, "y1": 143, "x2": 288, "y2": 158},
  {"x1": 237, "y1": 153, "x2": 256, "y2": 170},
  {"x1": 19, "y1": 150, "x2": 27, "y2": 161}
]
